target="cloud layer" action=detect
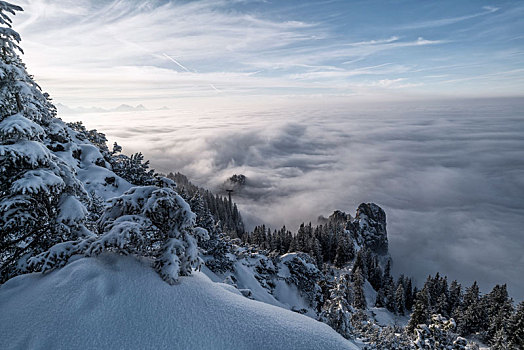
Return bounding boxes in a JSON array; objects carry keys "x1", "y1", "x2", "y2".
[{"x1": 60, "y1": 97, "x2": 524, "y2": 299}]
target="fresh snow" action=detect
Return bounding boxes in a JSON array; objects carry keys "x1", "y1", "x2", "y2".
[
  {"x1": 57, "y1": 196, "x2": 89, "y2": 225},
  {"x1": 11, "y1": 169, "x2": 64, "y2": 195},
  {"x1": 0, "y1": 254, "x2": 358, "y2": 350},
  {"x1": 0, "y1": 113, "x2": 44, "y2": 141},
  {"x1": 72, "y1": 143, "x2": 132, "y2": 199},
  {"x1": 0, "y1": 140, "x2": 52, "y2": 167},
  {"x1": 231, "y1": 260, "x2": 285, "y2": 308},
  {"x1": 280, "y1": 252, "x2": 318, "y2": 272}
]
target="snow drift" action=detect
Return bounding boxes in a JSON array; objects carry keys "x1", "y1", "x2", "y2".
[{"x1": 0, "y1": 254, "x2": 357, "y2": 350}]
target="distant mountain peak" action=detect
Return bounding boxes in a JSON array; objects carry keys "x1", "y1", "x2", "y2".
[{"x1": 56, "y1": 103, "x2": 149, "y2": 114}]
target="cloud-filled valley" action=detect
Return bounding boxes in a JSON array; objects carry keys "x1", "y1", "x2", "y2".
[{"x1": 60, "y1": 97, "x2": 524, "y2": 299}]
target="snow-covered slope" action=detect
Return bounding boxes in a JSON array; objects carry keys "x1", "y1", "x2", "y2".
[{"x1": 0, "y1": 254, "x2": 358, "y2": 350}]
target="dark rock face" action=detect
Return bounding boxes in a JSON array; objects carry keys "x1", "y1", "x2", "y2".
[
  {"x1": 352, "y1": 203, "x2": 388, "y2": 255},
  {"x1": 325, "y1": 203, "x2": 389, "y2": 256},
  {"x1": 328, "y1": 210, "x2": 351, "y2": 224}
]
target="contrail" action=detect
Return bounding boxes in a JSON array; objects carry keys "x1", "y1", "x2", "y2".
[
  {"x1": 163, "y1": 53, "x2": 191, "y2": 72},
  {"x1": 209, "y1": 83, "x2": 222, "y2": 92},
  {"x1": 163, "y1": 52, "x2": 222, "y2": 93}
]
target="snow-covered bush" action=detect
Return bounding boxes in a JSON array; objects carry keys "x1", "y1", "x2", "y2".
[
  {"x1": 200, "y1": 231, "x2": 235, "y2": 274},
  {"x1": 254, "y1": 255, "x2": 278, "y2": 291},
  {"x1": 282, "y1": 252, "x2": 322, "y2": 308},
  {"x1": 413, "y1": 314, "x2": 469, "y2": 349},
  {"x1": 30, "y1": 178, "x2": 209, "y2": 284},
  {"x1": 360, "y1": 324, "x2": 412, "y2": 350}
]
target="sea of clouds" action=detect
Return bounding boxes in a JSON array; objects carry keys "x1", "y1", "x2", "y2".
[{"x1": 61, "y1": 97, "x2": 524, "y2": 299}]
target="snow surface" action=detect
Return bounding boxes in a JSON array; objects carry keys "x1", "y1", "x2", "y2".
[
  {"x1": 0, "y1": 254, "x2": 358, "y2": 350},
  {"x1": 62, "y1": 141, "x2": 132, "y2": 200},
  {"x1": 232, "y1": 260, "x2": 285, "y2": 308},
  {"x1": 11, "y1": 169, "x2": 64, "y2": 195},
  {"x1": 0, "y1": 113, "x2": 44, "y2": 141}
]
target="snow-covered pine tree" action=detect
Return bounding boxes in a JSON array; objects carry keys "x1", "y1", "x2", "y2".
[
  {"x1": 407, "y1": 289, "x2": 430, "y2": 333},
  {"x1": 308, "y1": 236, "x2": 323, "y2": 267},
  {"x1": 380, "y1": 259, "x2": 397, "y2": 312},
  {"x1": 320, "y1": 274, "x2": 354, "y2": 339},
  {"x1": 395, "y1": 283, "x2": 406, "y2": 315},
  {"x1": 404, "y1": 277, "x2": 414, "y2": 311},
  {"x1": 434, "y1": 277, "x2": 450, "y2": 317},
  {"x1": 456, "y1": 281, "x2": 484, "y2": 336},
  {"x1": 352, "y1": 267, "x2": 367, "y2": 309},
  {"x1": 448, "y1": 280, "x2": 463, "y2": 317},
  {"x1": 483, "y1": 284, "x2": 513, "y2": 343},
  {"x1": 334, "y1": 234, "x2": 353, "y2": 268},
  {"x1": 0, "y1": 1, "x2": 90, "y2": 282},
  {"x1": 507, "y1": 301, "x2": 524, "y2": 349},
  {"x1": 375, "y1": 287, "x2": 386, "y2": 308},
  {"x1": 110, "y1": 150, "x2": 155, "y2": 186},
  {"x1": 189, "y1": 191, "x2": 215, "y2": 234},
  {"x1": 192, "y1": 191, "x2": 234, "y2": 274},
  {"x1": 490, "y1": 328, "x2": 510, "y2": 350},
  {"x1": 365, "y1": 324, "x2": 412, "y2": 350}
]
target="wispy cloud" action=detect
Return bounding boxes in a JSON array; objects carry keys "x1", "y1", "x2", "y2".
[
  {"x1": 398, "y1": 6, "x2": 499, "y2": 30},
  {"x1": 9, "y1": 0, "x2": 524, "y2": 106},
  {"x1": 346, "y1": 36, "x2": 400, "y2": 46}
]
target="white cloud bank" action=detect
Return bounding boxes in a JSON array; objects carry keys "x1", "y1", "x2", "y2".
[{"x1": 59, "y1": 96, "x2": 524, "y2": 299}]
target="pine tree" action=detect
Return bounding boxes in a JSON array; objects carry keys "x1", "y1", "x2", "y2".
[
  {"x1": 434, "y1": 276, "x2": 450, "y2": 317},
  {"x1": 404, "y1": 277, "x2": 414, "y2": 311},
  {"x1": 189, "y1": 191, "x2": 215, "y2": 234},
  {"x1": 0, "y1": 2, "x2": 90, "y2": 282},
  {"x1": 484, "y1": 284, "x2": 513, "y2": 343},
  {"x1": 352, "y1": 267, "x2": 366, "y2": 309},
  {"x1": 448, "y1": 280, "x2": 462, "y2": 316},
  {"x1": 435, "y1": 292, "x2": 450, "y2": 318},
  {"x1": 351, "y1": 249, "x2": 364, "y2": 272},
  {"x1": 375, "y1": 288, "x2": 385, "y2": 308},
  {"x1": 507, "y1": 301, "x2": 524, "y2": 349},
  {"x1": 334, "y1": 234, "x2": 354, "y2": 268},
  {"x1": 110, "y1": 152, "x2": 155, "y2": 186},
  {"x1": 491, "y1": 328, "x2": 510, "y2": 350},
  {"x1": 395, "y1": 283, "x2": 405, "y2": 315},
  {"x1": 320, "y1": 274, "x2": 354, "y2": 339},
  {"x1": 308, "y1": 236, "x2": 323, "y2": 267},
  {"x1": 407, "y1": 289, "x2": 430, "y2": 333},
  {"x1": 385, "y1": 282, "x2": 396, "y2": 312},
  {"x1": 367, "y1": 255, "x2": 383, "y2": 291},
  {"x1": 382, "y1": 259, "x2": 394, "y2": 286},
  {"x1": 456, "y1": 281, "x2": 484, "y2": 336}
]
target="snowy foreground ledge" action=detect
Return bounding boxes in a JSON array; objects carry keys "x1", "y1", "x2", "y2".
[{"x1": 0, "y1": 254, "x2": 357, "y2": 350}]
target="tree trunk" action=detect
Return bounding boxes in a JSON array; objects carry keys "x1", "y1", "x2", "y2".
[{"x1": 15, "y1": 92, "x2": 23, "y2": 113}]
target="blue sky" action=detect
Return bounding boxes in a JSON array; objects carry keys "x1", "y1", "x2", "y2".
[{"x1": 10, "y1": 0, "x2": 524, "y2": 107}]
